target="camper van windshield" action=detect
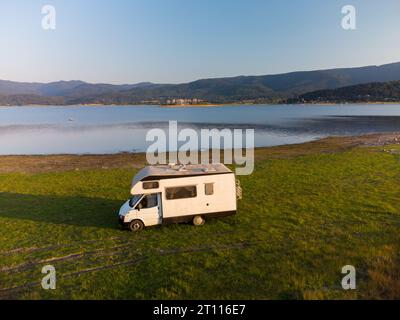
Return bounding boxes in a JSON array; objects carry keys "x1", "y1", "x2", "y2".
[{"x1": 129, "y1": 194, "x2": 143, "y2": 208}]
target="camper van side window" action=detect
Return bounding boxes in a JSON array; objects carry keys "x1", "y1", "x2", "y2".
[
  {"x1": 205, "y1": 183, "x2": 214, "y2": 195},
  {"x1": 165, "y1": 186, "x2": 197, "y2": 200},
  {"x1": 143, "y1": 181, "x2": 159, "y2": 190}
]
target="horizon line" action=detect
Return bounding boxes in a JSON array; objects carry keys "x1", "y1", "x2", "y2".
[{"x1": 1, "y1": 59, "x2": 400, "y2": 86}]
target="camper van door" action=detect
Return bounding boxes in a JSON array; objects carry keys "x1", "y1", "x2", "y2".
[{"x1": 137, "y1": 193, "x2": 162, "y2": 226}]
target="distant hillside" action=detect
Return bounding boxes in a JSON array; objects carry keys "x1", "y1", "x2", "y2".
[
  {"x1": 0, "y1": 80, "x2": 156, "y2": 98},
  {"x1": 0, "y1": 94, "x2": 65, "y2": 106},
  {"x1": 288, "y1": 81, "x2": 400, "y2": 103},
  {"x1": 1, "y1": 62, "x2": 400, "y2": 105}
]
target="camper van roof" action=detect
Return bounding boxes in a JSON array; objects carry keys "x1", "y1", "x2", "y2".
[{"x1": 132, "y1": 163, "x2": 232, "y2": 186}]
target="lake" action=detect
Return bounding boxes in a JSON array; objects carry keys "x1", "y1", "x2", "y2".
[{"x1": 1, "y1": 104, "x2": 400, "y2": 155}]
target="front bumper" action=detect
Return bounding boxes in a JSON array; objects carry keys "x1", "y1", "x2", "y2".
[{"x1": 118, "y1": 215, "x2": 130, "y2": 228}]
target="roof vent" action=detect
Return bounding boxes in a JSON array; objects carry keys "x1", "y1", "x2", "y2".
[
  {"x1": 178, "y1": 164, "x2": 187, "y2": 172},
  {"x1": 168, "y1": 163, "x2": 187, "y2": 171}
]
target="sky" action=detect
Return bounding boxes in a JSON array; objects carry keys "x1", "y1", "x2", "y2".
[{"x1": 0, "y1": 0, "x2": 399, "y2": 84}]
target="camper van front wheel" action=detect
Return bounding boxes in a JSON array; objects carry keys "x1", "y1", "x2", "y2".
[
  {"x1": 193, "y1": 215, "x2": 205, "y2": 226},
  {"x1": 129, "y1": 220, "x2": 144, "y2": 232}
]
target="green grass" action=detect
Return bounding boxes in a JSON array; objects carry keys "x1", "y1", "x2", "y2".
[{"x1": 0, "y1": 144, "x2": 400, "y2": 299}]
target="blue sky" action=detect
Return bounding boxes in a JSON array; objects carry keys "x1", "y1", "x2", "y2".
[{"x1": 0, "y1": 0, "x2": 399, "y2": 84}]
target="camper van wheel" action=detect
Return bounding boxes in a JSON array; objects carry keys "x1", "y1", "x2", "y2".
[
  {"x1": 129, "y1": 220, "x2": 144, "y2": 232},
  {"x1": 193, "y1": 215, "x2": 205, "y2": 226}
]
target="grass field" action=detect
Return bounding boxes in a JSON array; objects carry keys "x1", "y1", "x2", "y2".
[{"x1": 0, "y1": 135, "x2": 400, "y2": 299}]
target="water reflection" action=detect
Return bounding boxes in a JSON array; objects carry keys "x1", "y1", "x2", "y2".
[{"x1": 0, "y1": 105, "x2": 400, "y2": 155}]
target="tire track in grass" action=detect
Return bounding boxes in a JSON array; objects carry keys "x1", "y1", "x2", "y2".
[
  {"x1": 0, "y1": 241, "x2": 255, "y2": 298},
  {"x1": 0, "y1": 237, "x2": 122, "y2": 256},
  {"x1": 0, "y1": 229, "x2": 245, "y2": 273},
  {"x1": 0, "y1": 243, "x2": 134, "y2": 273},
  {"x1": 0, "y1": 240, "x2": 249, "y2": 273}
]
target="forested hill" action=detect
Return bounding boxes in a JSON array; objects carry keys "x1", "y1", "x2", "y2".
[{"x1": 287, "y1": 81, "x2": 400, "y2": 104}]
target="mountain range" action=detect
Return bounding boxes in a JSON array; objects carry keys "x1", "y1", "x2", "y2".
[{"x1": 1, "y1": 62, "x2": 400, "y2": 105}]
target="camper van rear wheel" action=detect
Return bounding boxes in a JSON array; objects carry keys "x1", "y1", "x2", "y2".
[
  {"x1": 129, "y1": 220, "x2": 144, "y2": 232},
  {"x1": 193, "y1": 215, "x2": 205, "y2": 226}
]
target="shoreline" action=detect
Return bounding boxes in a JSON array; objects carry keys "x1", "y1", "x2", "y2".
[
  {"x1": 1, "y1": 132, "x2": 399, "y2": 173},
  {"x1": 2, "y1": 101, "x2": 400, "y2": 108}
]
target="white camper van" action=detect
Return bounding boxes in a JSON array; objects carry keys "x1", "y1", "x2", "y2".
[{"x1": 118, "y1": 163, "x2": 241, "y2": 231}]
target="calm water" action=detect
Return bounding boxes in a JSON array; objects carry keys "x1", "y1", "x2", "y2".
[{"x1": 1, "y1": 104, "x2": 400, "y2": 155}]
